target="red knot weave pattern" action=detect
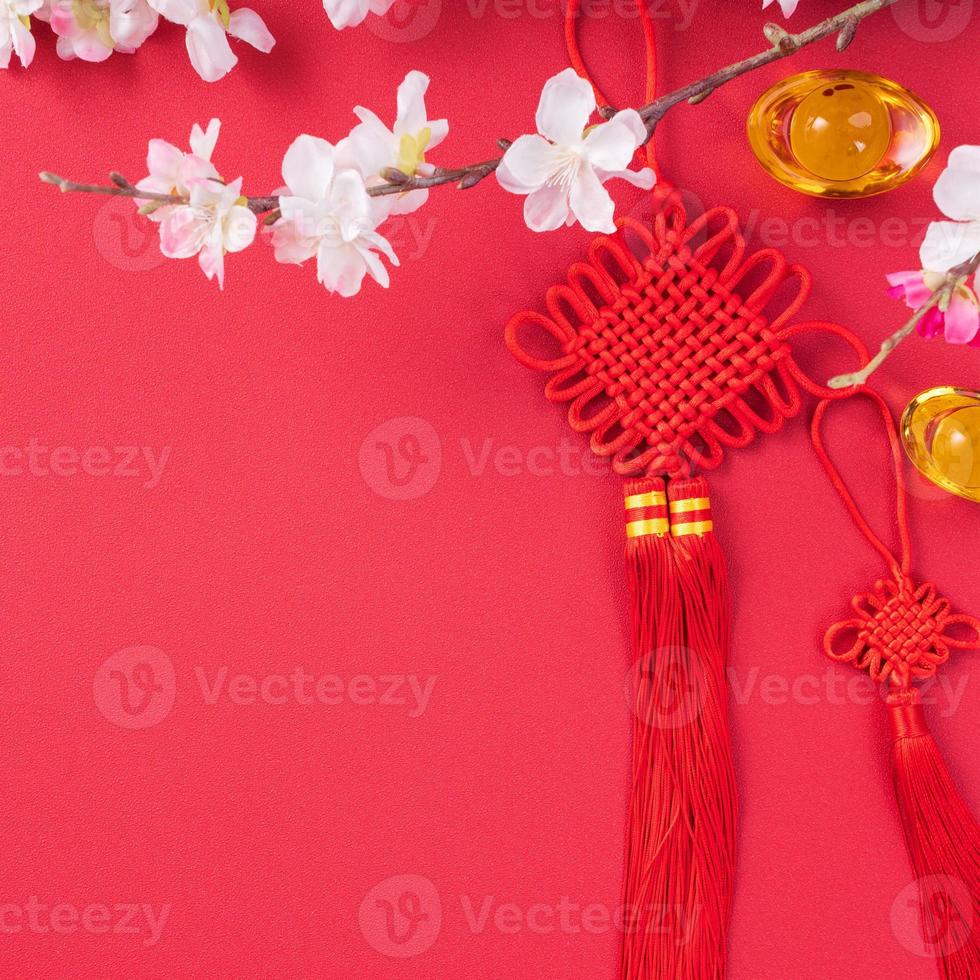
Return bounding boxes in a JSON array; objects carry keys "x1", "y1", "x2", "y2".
[
  {"x1": 505, "y1": 191, "x2": 867, "y2": 478},
  {"x1": 824, "y1": 575, "x2": 980, "y2": 688}
]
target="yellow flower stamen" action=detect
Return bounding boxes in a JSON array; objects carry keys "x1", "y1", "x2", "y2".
[
  {"x1": 71, "y1": 0, "x2": 113, "y2": 47},
  {"x1": 210, "y1": 0, "x2": 231, "y2": 29},
  {"x1": 397, "y1": 127, "x2": 432, "y2": 178}
]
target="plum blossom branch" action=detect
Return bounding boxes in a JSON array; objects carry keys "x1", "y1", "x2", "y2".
[
  {"x1": 39, "y1": 170, "x2": 185, "y2": 206},
  {"x1": 829, "y1": 251, "x2": 980, "y2": 389},
  {"x1": 368, "y1": 0, "x2": 900, "y2": 197},
  {"x1": 36, "y1": 1, "x2": 923, "y2": 297},
  {"x1": 40, "y1": 0, "x2": 897, "y2": 211},
  {"x1": 829, "y1": 145, "x2": 980, "y2": 385}
]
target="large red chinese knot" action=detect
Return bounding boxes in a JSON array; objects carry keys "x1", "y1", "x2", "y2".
[{"x1": 505, "y1": 189, "x2": 867, "y2": 478}]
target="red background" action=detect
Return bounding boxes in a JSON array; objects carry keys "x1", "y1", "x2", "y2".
[{"x1": 1, "y1": 1, "x2": 978, "y2": 977}]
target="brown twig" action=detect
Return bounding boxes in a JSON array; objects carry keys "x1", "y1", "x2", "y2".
[
  {"x1": 829, "y1": 251, "x2": 980, "y2": 389},
  {"x1": 39, "y1": 0, "x2": 898, "y2": 209},
  {"x1": 634, "y1": 0, "x2": 899, "y2": 127},
  {"x1": 39, "y1": 170, "x2": 185, "y2": 205}
]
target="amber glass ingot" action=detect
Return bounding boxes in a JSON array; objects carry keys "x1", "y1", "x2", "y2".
[
  {"x1": 902, "y1": 387, "x2": 980, "y2": 503},
  {"x1": 747, "y1": 70, "x2": 940, "y2": 199}
]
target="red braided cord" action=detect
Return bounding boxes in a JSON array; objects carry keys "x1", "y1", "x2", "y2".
[
  {"x1": 564, "y1": 0, "x2": 660, "y2": 176},
  {"x1": 505, "y1": 192, "x2": 869, "y2": 478},
  {"x1": 812, "y1": 389, "x2": 980, "y2": 690}
]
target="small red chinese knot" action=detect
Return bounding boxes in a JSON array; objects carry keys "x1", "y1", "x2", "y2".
[{"x1": 824, "y1": 574, "x2": 980, "y2": 687}]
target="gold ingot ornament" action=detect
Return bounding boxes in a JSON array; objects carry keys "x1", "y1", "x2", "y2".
[
  {"x1": 747, "y1": 70, "x2": 940, "y2": 198},
  {"x1": 902, "y1": 387, "x2": 980, "y2": 503}
]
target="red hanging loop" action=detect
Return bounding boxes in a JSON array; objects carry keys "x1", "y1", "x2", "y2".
[
  {"x1": 811, "y1": 386, "x2": 912, "y2": 578},
  {"x1": 564, "y1": 0, "x2": 660, "y2": 177},
  {"x1": 811, "y1": 388, "x2": 980, "y2": 691}
]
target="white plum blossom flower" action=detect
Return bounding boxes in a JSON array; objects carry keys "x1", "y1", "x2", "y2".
[
  {"x1": 345, "y1": 70, "x2": 448, "y2": 218},
  {"x1": 919, "y1": 146, "x2": 980, "y2": 281},
  {"x1": 271, "y1": 135, "x2": 399, "y2": 298},
  {"x1": 0, "y1": 0, "x2": 42, "y2": 68},
  {"x1": 136, "y1": 118, "x2": 221, "y2": 216},
  {"x1": 146, "y1": 0, "x2": 273, "y2": 82},
  {"x1": 40, "y1": 0, "x2": 158, "y2": 62},
  {"x1": 763, "y1": 0, "x2": 800, "y2": 16},
  {"x1": 158, "y1": 176, "x2": 257, "y2": 288},
  {"x1": 322, "y1": 0, "x2": 394, "y2": 30},
  {"x1": 496, "y1": 68, "x2": 655, "y2": 234},
  {"x1": 887, "y1": 147, "x2": 980, "y2": 346}
]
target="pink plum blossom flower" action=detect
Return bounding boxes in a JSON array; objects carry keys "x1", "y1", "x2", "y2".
[
  {"x1": 270, "y1": 135, "x2": 399, "y2": 298},
  {"x1": 344, "y1": 70, "x2": 448, "y2": 218},
  {"x1": 887, "y1": 271, "x2": 980, "y2": 347},
  {"x1": 763, "y1": 0, "x2": 800, "y2": 16},
  {"x1": 136, "y1": 118, "x2": 221, "y2": 216},
  {"x1": 158, "y1": 176, "x2": 256, "y2": 288},
  {"x1": 40, "y1": 0, "x2": 158, "y2": 62},
  {"x1": 496, "y1": 68, "x2": 655, "y2": 234},
  {"x1": 0, "y1": 0, "x2": 42, "y2": 68},
  {"x1": 322, "y1": 0, "x2": 394, "y2": 30},
  {"x1": 146, "y1": 0, "x2": 273, "y2": 82},
  {"x1": 887, "y1": 147, "x2": 980, "y2": 347}
]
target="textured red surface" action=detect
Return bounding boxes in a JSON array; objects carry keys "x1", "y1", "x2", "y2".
[{"x1": 0, "y1": 2, "x2": 978, "y2": 978}]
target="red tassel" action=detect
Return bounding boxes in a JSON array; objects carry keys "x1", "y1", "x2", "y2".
[
  {"x1": 888, "y1": 690, "x2": 980, "y2": 979},
  {"x1": 621, "y1": 477, "x2": 737, "y2": 980}
]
